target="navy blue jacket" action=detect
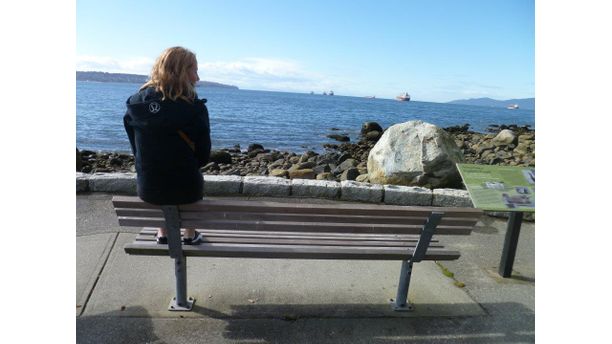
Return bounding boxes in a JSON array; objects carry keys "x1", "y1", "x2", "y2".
[{"x1": 124, "y1": 87, "x2": 211, "y2": 205}]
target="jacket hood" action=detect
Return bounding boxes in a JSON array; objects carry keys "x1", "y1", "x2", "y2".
[{"x1": 125, "y1": 87, "x2": 206, "y2": 130}]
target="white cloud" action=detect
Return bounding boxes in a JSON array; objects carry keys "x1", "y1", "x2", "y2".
[
  {"x1": 76, "y1": 55, "x2": 344, "y2": 94},
  {"x1": 76, "y1": 55, "x2": 154, "y2": 75},
  {"x1": 199, "y1": 58, "x2": 334, "y2": 93}
]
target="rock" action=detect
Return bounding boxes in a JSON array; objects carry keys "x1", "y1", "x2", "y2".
[
  {"x1": 76, "y1": 148, "x2": 82, "y2": 171},
  {"x1": 475, "y1": 142, "x2": 495, "y2": 154},
  {"x1": 248, "y1": 144, "x2": 264, "y2": 152},
  {"x1": 295, "y1": 161, "x2": 316, "y2": 169},
  {"x1": 201, "y1": 162, "x2": 220, "y2": 172},
  {"x1": 338, "y1": 153, "x2": 352, "y2": 163},
  {"x1": 209, "y1": 150, "x2": 233, "y2": 164},
  {"x1": 269, "y1": 169, "x2": 289, "y2": 178},
  {"x1": 355, "y1": 174, "x2": 369, "y2": 183},
  {"x1": 338, "y1": 158, "x2": 358, "y2": 172},
  {"x1": 383, "y1": 185, "x2": 432, "y2": 206},
  {"x1": 492, "y1": 129, "x2": 517, "y2": 146},
  {"x1": 242, "y1": 176, "x2": 290, "y2": 197},
  {"x1": 444, "y1": 123, "x2": 470, "y2": 133},
  {"x1": 247, "y1": 149, "x2": 265, "y2": 158},
  {"x1": 313, "y1": 164, "x2": 331, "y2": 175},
  {"x1": 267, "y1": 160, "x2": 284, "y2": 171},
  {"x1": 365, "y1": 130, "x2": 382, "y2": 141},
  {"x1": 513, "y1": 142, "x2": 531, "y2": 155},
  {"x1": 432, "y1": 189, "x2": 473, "y2": 207},
  {"x1": 76, "y1": 172, "x2": 89, "y2": 192},
  {"x1": 289, "y1": 169, "x2": 316, "y2": 179},
  {"x1": 327, "y1": 134, "x2": 350, "y2": 142},
  {"x1": 340, "y1": 180, "x2": 383, "y2": 203},
  {"x1": 221, "y1": 168, "x2": 242, "y2": 176},
  {"x1": 291, "y1": 179, "x2": 340, "y2": 199},
  {"x1": 227, "y1": 144, "x2": 241, "y2": 153},
  {"x1": 255, "y1": 152, "x2": 276, "y2": 162},
  {"x1": 80, "y1": 150, "x2": 96, "y2": 157},
  {"x1": 298, "y1": 151, "x2": 318, "y2": 163},
  {"x1": 203, "y1": 175, "x2": 242, "y2": 196},
  {"x1": 316, "y1": 172, "x2": 335, "y2": 180},
  {"x1": 495, "y1": 150, "x2": 512, "y2": 159},
  {"x1": 367, "y1": 120, "x2": 464, "y2": 188},
  {"x1": 340, "y1": 167, "x2": 360, "y2": 181},
  {"x1": 361, "y1": 122, "x2": 383, "y2": 134},
  {"x1": 323, "y1": 144, "x2": 339, "y2": 150},
  {"x1": 518, "y1": 133, "x2": 535, "y2": 143},
  {"x1": 89, "y1": 173, "x2": 137, "y2": 194},
  {"x1": 108, "y1": 157, "x2": 123, "y2": 166}
]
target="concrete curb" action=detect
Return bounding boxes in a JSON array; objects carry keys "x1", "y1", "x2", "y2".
[{"x1": 76, "y1": 172, "x2": 474, "y2": 208}]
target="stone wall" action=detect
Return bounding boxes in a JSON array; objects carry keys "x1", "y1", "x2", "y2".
[{"x1": 76, "y1": 172, "x2": 471, "y2": 207}]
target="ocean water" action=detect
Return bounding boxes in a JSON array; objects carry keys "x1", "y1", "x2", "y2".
[{"x1": 76, "y1": 81, "x2": 535, "y2": 154}]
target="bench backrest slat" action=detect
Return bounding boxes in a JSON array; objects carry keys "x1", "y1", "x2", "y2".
[
  {"x1": 113, "y1": 196, "x2": 482, "y2": 236},
  {"x1": 117, "y1": 217, "x2": 474, "y2": 235},
  {"x1": 112, "y1": 196, "x2": 482, "y2": 218}
]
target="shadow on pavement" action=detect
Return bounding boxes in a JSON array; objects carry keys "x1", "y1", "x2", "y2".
[
  {"x1": 222, "y1": 302, "x2": 534, "y2": 343},
  {"x1": 76, "y1": 306, "x2": 160, "y2": 344},
  {"x1": 76, "y1": 302, "x2": 534, "y2": 343}
]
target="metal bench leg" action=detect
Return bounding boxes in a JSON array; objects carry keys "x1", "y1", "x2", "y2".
[
  {"x1": 161, "y1": 205, "x2": 194, "y2": 311},
  {"x1": 390, "y1": 212, "x2": 443, "y2": 311},
  {"x1": 391, "y1": 260, "x2": 414, "y2": 311},
  {"x1": 169, "y1": 255, "x2": 194, "y2": 311}
]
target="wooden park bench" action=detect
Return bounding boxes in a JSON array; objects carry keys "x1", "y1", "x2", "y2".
[{"x1": 112, "y1": 195, "x2": 482, "y2": 311}]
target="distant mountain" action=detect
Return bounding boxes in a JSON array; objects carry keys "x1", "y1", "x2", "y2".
[
  {"x1": 447, "y1": 97, "x2": 534, "y2": 110},
  {"x1": 76, "y1": 71, "x2": 239, "y2": 89}
]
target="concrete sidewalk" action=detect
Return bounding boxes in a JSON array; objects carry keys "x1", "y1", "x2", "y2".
[{"x1": 76, "y1": 193, "x2": 535, "y2": 343}]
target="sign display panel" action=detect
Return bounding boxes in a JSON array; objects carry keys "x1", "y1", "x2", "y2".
[{"x1": 456, "y1": 164, "x2": 535, "y2": 212}]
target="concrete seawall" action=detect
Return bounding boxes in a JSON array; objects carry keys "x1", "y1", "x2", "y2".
[{"x1": 77, "y1": 172, "x2": 474, "y2": 208}]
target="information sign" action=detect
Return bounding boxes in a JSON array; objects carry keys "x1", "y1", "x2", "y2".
[{"x1": 456, "y1": 164, "x2": 535, "y2": 212}]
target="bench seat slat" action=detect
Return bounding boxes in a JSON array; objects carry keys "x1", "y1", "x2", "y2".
[
  {"x1": 179, "y1": 212, "x2": 479, "y2": 227},
  {"x1": 124, "y1": 241, "x2": 460, "y2": 260},
  {"x1": 139, "y1": 228, "x2": 434, "y2": 242},
  {"x1": 112, "y1": 196, "x2": 483, "y2": 218},
  {"x1": 115, "y1": 208, "x2": 478, "y2": 227},
  {"x1": 118, "y1": 217, "x2": 474, "y2": 235},
  {"x1": 135, "y1": 233, "x2": 446, "y2": 248}
]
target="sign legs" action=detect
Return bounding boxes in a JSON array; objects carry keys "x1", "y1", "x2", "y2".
[{"x1": 498, "y1": 212, "x2": 524, "y2": 278}]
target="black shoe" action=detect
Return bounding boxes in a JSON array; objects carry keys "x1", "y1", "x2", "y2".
[
  {"x1": 156, "y1": 236, "x2": 168, "y2": 245},
  {"x1": 183, "y1": 231, "x2": 204, "y2": 245}
]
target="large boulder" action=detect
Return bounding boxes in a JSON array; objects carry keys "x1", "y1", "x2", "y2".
[
  {"x1": 367, "y1": 120, "x2": 464, "y2": 188},
  {"x1": 492, "y1": 129, "x2": 518, "y2": 146}
]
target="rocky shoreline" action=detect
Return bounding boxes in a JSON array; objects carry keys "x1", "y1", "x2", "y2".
[{"x1": 77, "y1": 122, "x2": 534, "y2": 188}]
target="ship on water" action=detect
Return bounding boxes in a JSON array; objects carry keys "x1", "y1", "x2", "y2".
[{"x1": 395, "y1": 92, "x2": 410, "y2": 101}]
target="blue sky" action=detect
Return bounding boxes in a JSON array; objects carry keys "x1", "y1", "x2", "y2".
[{"x1": 77, "y1": 0, "x2": 534, "y2": 102}]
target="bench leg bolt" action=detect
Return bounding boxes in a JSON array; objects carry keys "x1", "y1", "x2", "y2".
[
  {"x1": 168, "y1": 296, "x2": 195, "y2": 311},
  {"x1": 389, "y1": 298, "x2": 414, "y2": 312}
]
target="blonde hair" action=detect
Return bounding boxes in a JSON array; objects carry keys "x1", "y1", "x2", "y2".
[{"x1": 141, "y1": 46, "x2": 197, "y2": 103}]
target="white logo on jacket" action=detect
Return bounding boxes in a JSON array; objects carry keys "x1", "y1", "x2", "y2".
[{"x1": 149, "y1": 102, "x2": 161, "y2": 113}]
